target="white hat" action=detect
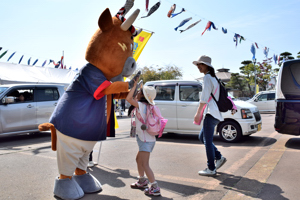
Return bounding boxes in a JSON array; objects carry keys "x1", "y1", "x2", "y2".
[
  {"x1": 192, "y1": 55, "x2": 213, "y2": 68},
  {"x1": 142, "y1": 86, "x2": 156, "y2": 105}
]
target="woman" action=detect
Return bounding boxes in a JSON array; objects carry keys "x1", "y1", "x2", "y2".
[{"x1": 193, "y1": 55, "x2": 227, "y2": 176}]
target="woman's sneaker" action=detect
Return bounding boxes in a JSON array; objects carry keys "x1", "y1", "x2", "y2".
[
  {"x1": 131, "y1": 179, "x2": 149, "y2": 189},
  {"x1": 144, "y1": 186, "x2": 161, "y2": 196},
  {"x1": 215, "y1": 156, "x2": 227, "y2": 170},
  {"x1": 198, "y1": 168, "x2": 216, "y2": 176}
]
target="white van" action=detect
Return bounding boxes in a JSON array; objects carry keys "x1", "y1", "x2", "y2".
[
  {"x1": 145, "y1": 80, "x2": 262, "y2": 142},
  {"x1": 247, "y1": 90, "x2": 276, "y2": 112},
  {"x1": 274, "y1": 59, "x2": 300, "y2": 135}
]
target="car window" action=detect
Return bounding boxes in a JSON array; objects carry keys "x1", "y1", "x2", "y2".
[
  {"x1": 154, "y1": 85, "x2": 175, "y2": 101},
  {"x1": 35, "y1": 88, "x2": 59, "y2": 101},
  {"x1": 6, "y1": 88, "x2": 34, "y2": 103},
  {"x1": 179, "y1": 85, "x2": 201, "y2": 101},
  {"x1": 0, "y1": 87, "x2": 8, "y2": 95},
  {"x1": 281, "y1": 62, "x2": 300, "y2": 99},
  {"x1": 267, "y1": 93, "x2": 275, "y2": 100},
  {"x1": 257, "y1": 94, "x2": 268, "y2": 101}
]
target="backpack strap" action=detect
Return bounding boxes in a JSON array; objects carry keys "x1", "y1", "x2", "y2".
[{"x1": 210, "y1": 77, "x2": 219, "y2": 103}]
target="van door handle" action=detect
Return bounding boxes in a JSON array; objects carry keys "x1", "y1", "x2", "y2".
[
  {"x1": 54, "y1": 103, "x2": 57, "y2": 106},
  {"x1": 182, "y1": 104, "x2": 187, "y2": 107},
  {"x1": 27, "y1": 104, "x2": 33, "y2": 108}
]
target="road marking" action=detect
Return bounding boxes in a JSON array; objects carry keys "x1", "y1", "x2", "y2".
[
  {"x1": 221, "y1": 134, "x2": 288, "y2": 199},
  {"x1": 187, "y1": 131, "x2": 280, "y2": 199}
]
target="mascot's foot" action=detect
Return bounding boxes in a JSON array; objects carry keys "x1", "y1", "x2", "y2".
[
  {"x1": 54, "y1": 177, "x2": 84, "y2": 200},
  {"x1": 73, "y1": 172, "x2": 102, "y2": 194}
]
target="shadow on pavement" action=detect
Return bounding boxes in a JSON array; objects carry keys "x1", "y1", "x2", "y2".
[
  {"x1": 285, "y1": 138, "x2": 300, "y2": 150},
  {"x1": 0, "y1": 132, "x2": 51, "y2": 147},
  {"x1": 157, "y1": 133, "x2": 277, "y2": 148},
  {"x1": 86, "y1": 165, "x2": 214, "y2": 199},
  {"x1": 214, "y1": 172, "x2": 288, "y2": 200}
]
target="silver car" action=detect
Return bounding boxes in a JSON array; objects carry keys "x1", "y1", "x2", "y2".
[{"x1": 0, "y1": 84, "x2": 65, "y2": 137}]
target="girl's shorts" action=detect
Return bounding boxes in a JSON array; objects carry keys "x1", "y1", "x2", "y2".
[{"x1": 136, "y1": 136, "x2": 155, "y2": 152}]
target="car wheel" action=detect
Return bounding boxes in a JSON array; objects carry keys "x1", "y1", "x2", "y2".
[{"x1": 218, "y1": 121, "x2": 242, "y2": 143}]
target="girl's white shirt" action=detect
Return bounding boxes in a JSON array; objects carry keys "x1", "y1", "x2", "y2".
[
  {"x1": 135, "y1": 102, "x2": 156, "y2": 142},
  {"x1": 200, "y1": 73, "x2": 224, "y2": 122}
]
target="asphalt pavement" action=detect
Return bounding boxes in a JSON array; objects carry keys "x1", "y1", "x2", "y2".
[{"x1": 0, "y1": 113, "x2": 300, "y2": 200}]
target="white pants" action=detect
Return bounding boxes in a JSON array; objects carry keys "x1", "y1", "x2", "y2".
[{"x1": 56, "y1": 130, "x2": 97, "y2": 176}]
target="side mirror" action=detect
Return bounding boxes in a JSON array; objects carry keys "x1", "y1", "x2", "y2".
[
  {"x1": 2, "y1": 96, "x2": 15, "y2": 104},
  {"x1": 254, "y1": 98, "x2": 258, "y2": 102}
]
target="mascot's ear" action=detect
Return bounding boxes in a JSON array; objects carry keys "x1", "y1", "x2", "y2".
[{"x1": 98, "y1": 8, "x2": 113, "y2": 32}]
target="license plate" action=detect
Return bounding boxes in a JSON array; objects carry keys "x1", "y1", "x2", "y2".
[{"x1": 257, "y1": 123, "x2": 262, "y2": 131}]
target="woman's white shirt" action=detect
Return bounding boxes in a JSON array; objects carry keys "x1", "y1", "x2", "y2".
[
  {"x1": 135, "y1": 102, "x2": 156, "y2": 142},
  {"x1": 200, "y1": 73, "x2": 224, "y2": 122}
]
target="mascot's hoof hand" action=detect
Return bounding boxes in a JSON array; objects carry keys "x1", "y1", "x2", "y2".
[
  {"x1": 128, "y1": 71, "x2": 141, "y2": 89},
  {"x1": 54, "y1": 177, "x2": 84, "y2": 200},
  {"x1": 73, "y1": 173, "x2": 102, "y2": 194}
]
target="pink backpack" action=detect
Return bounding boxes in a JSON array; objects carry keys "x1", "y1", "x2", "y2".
[{"x1": 133, "y1": 104, "x2": 168, "y2": 138}]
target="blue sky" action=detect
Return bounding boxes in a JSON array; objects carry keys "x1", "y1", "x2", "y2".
[{"x1": 1, "y1": 0, "x2": 299, "y2": 80}]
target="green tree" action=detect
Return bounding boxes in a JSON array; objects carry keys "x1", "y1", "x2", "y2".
[
  {"x1": 227, "y1": 73, "x2": 247, "y2": 96},
  {"x1": 297, "y1": 51, "x2": 300, "y2": 59},
  {"x1": 239, "y1": 60, "x2": 256, "y2": 94},
  {"x1": 278, "y1": 51, "x2": 294, "y2": 66},
  {"x1": 131, "y1": 64, "x2": 183, "y2": 83}
]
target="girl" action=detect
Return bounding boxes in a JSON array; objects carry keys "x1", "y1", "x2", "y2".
[
  {"x1": 126, "y1": 79, "x2": 161, "y2": 196},
  {"x1": 193, "y1": 55, "x2": 227, "y2": 176}
]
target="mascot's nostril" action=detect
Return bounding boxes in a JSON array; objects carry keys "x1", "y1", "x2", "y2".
[{"x1": 131, "y1": 63, "x2": 135, "y2": 68}]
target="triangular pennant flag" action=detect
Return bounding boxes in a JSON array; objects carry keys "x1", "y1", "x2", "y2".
[
  {"x1": 28, "y1": 57, "x2": 31, "y2": 65},
  {"x1": 222, "y1": 27, "x2": 227, "y2": 34},
  {"x1": 32, "y1": 59, "x2": 38, "y2": 66},
  {"x1": 202, "y1": 21, "x2": 212, "y2": 35},
  {"x1": 7, "y1": 51, "x2": 16, "y2": 61},
  {"x1": 19, "y1": 55, "x2": 24, "y2": 64},
  {"x1": 0, "y1": 50, "x2": 8, "y2": 59},
  {"x1": 42, "y1": 60, "x2": 47, "y2": 67}
]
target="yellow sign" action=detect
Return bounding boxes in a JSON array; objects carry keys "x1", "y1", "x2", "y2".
[
  {"x1": 133, "y1": 30, "x2": 152, "y2": 61},
  {"x1": 256, "y1": 84, "x2": 259, "y2": 94}
]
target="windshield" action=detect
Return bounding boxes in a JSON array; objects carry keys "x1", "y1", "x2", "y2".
[{"x1": 0, "y1": 87, "x2": 9, "y2": 95}]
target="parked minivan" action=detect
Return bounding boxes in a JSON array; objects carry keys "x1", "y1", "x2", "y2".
[
  {"x1": 0, "y1": 84, "x2": 65, "y2": 137},
  {"x1": 247, "y1": 90, "x2": 276, "y2": 112},
  {"x1": 274, "y1": 59, "x2": 300, "y2": 135},
  {"x1": 145, "y1": 80, "x2": 262, "y2": 142}
]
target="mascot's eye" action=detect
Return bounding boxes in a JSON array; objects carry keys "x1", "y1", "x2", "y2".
[{"x1": 130, "y1": 43, "x2": 133, "y2": 51}]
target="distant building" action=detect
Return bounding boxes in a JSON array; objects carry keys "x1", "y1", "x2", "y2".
[{"x1": 196, "y1": 68, "x2": 232, "y2": 83}]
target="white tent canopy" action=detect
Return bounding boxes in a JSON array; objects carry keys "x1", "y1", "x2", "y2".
[{"x1": 0, "y1": 62, "x2": 78, "y2": 87}]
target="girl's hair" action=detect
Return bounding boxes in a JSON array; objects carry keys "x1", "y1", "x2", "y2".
[
  {"x1": 208, "y1": 66, "x2": 216, "y2": 77},
  {"x1": 127, "y1": 88, "x2": 149, "y2": 116}
]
